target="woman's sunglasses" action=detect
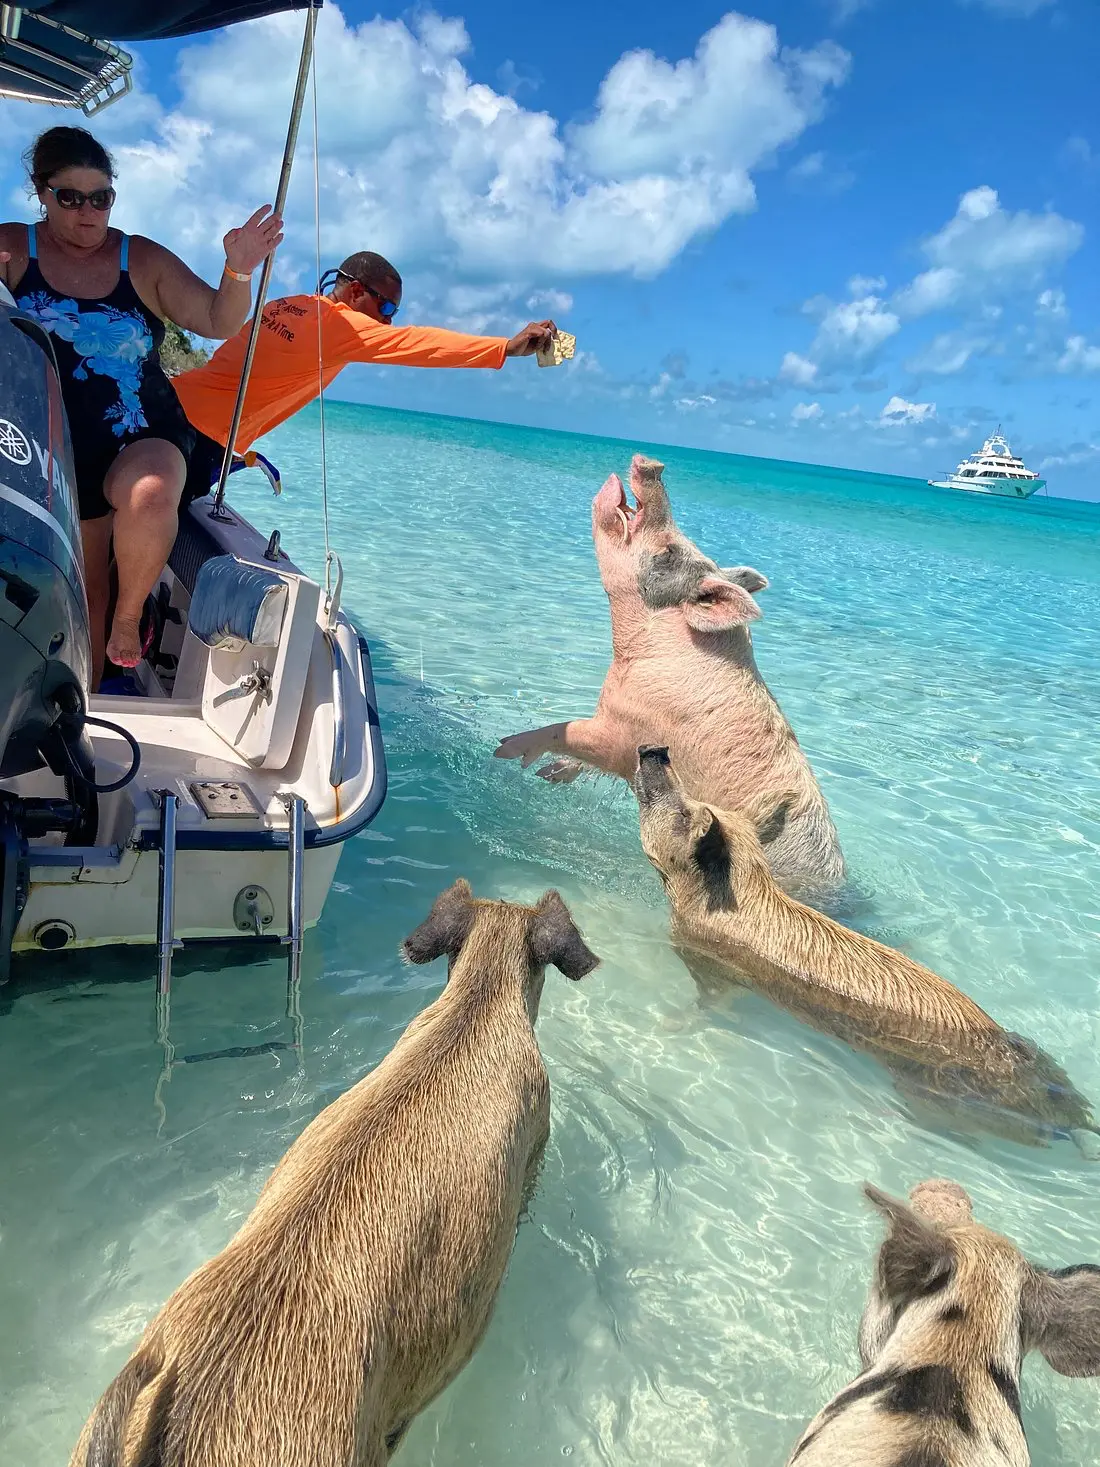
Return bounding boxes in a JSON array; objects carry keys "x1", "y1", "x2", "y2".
[{"x1": 47, "y1": 185, "x2": 116, "y2": 212}]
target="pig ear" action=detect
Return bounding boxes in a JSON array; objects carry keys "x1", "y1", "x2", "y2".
[
  {"x1": 742, "y1": 790, "x2": 798, "y2": 847},
  {"x1": 864, "y1": 1184, "x2": 956, "y2": 1304},
  {"x1": 401, "y1": 879, "x2": 476, "y2": 965},
  {"x1": 1024, "y1": 1265, "x2": 1100, "y2": 1376},
  {"x1": 720, "y1": 566, "x2": 769, "y2": 595},
  {"x1": 691, "y1": 808, "x2": 734, "y2": 912},
  {"x1": 530, "y1": 891, "x2": 600, "y2": 981},
  {"x1": 683, "y1": 576, "x2": 762, "y2": 633}
]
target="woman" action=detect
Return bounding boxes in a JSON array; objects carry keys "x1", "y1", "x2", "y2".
[{"x1": 0, "y1": 126, "x2": 282, "y2": 684}]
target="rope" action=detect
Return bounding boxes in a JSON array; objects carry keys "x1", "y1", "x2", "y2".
[{"x1": 310, "y1": 34, "x2": 334, "y2": 605}]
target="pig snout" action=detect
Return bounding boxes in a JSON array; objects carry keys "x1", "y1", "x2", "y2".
[
  {"x1": 634, "y1": 745, "x2": 675, "y2": 805},
  {"x1": 908, "y1": 1178, "x2": 973, "y2": 1226},
  {"x1": 638, "y1": 745, "x2": 671, "y2": 766}
]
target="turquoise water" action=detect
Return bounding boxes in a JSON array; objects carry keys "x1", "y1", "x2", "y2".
[{"x1": 2, "y1": 403, "x2": 1099, "y2": 1463}]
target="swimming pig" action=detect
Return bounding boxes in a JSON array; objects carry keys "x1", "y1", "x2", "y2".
[
  {"x1": 633, "y1": 746, "x2": 1100, "y2": 1157},
  {"x1": 787, "y1": 1179, "x2": 1100, "y2": 1466},
  {"x1": 68, "y1": 881, "x2": 599, "y2": 1467},
  {"x1": 495, "y1": 454, "x2": 844, "y2": 903}
]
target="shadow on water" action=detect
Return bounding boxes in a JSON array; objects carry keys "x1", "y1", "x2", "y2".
[{"x1": 3, "y1": 937, "x2": 283, "y2": 1011}]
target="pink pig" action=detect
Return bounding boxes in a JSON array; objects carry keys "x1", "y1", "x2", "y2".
[{"x1": 495, "y1": 455, "x2": 845, "y2": 901}]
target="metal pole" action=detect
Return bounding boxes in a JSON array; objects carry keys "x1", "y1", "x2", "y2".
[
  {"x1": 211, "y1": 2, "x2": 319, "y2": 516},
  {"x1": 156, "y1": 790, "x2": 180, "y2": 996},
  {"x1": 283, "y1": 794, "x2": 306, "y2": 989}
]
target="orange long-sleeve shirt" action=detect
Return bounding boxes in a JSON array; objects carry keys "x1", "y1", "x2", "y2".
[{"x1": 172, "y1": 294, "x2": 509, "y2": 452}]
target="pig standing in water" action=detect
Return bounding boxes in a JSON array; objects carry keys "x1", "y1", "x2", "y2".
[
  {"x1": 632, "y1": 745, "x2": 1100, "y2": 1159},
  {"x1": 68, "y1": 883, "x2": 599, "y2": 1467},
  {"x1": 495, "y1": 454, "x2": 845, "y2": 903}
]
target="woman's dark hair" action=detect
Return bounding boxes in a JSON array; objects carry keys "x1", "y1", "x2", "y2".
[{"x1": 25, "y1": 126, "x2": 115, "y2": 191}]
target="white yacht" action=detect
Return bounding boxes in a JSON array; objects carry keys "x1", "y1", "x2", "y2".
[{"x1": 929, "y1": 430, "x2": 1045, "y2": 499}]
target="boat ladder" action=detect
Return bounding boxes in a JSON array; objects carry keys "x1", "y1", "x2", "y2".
[{"x1": 153, "y1": 791, "x2": 308, "y2": 1121}]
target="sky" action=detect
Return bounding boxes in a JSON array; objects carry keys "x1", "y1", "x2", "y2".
[{"x1": 3, "y1": 0, "x2": 1099, "y2": 499}]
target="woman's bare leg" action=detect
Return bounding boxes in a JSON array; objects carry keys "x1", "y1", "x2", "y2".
[
  {"x1": 80, "y1": 513, "x2": 114, "y2": 692},
  {"x1": 103, "y1": 438, "x2": 185, "y2": 669}
]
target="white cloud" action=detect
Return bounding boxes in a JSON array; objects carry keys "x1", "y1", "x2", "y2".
[
  {"x1": 788, "y1": 150, "x2": 826, "y2": 182},
  {"x1": 791, "y1": 400, "x2": 824, "y2": 422},
  {"x1": 1057, "y1": 337, "x2": 1100, "y2": 374},
  {"x1": 786, "y1": 149, "x2": 855, "y2": 193},
  {"x1": 895, "y1": 187, "x2": 1082, "y2": 319},
  {"x1": 927, "y1": 185, "x2": 1079, "y2": 274},
  {"x1": 809, "y1": 292, "x2": 901, "y2": 367},
  {"x1": 574, "y1": 14, "x2": 849, "y2": 182},
  {"x1": 831, "y1": 0, "x2": 1053, "y2": 21},
  {"x1": 1061, "y1": 136, "x2": 1094, "y2": 170},
  {"x1": 894, "y1": 267, "x2": 963, "y2": 317},
  {"x1": 0, "y1": 5, "x2": 850, "y2": 316},
  {"x1": 904, "y1": 331, "x2": 988, "y2": 376},
  {"x1": 675, "y1": 394, "x2": 718, "y2": 410},
  {"x1": 778, "y1": 182, "x2": 1087, "y2": 393},
  {"x1": 527, "y1": 289, "x2": 574, "y2": 316},
  {"x1": 776, "y1": 284, "x2": 899, "y2": 386},
  {"x1": 878, "y1": 395, "x2": 936, "y2": 426},
  {"x1": 1039, "y1": 442, "x2": 1100, "y2": 471},
  {"x1": 779, "y1": 351, "x2": 819, "y2": 386},
  {"x1": 438, "y1": 283, "x2": 519, "y2": 333}
]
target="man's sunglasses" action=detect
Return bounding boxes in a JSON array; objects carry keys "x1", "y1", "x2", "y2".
[
  {"x1": 47, "y1": 185, "x2": 116, "y2": 212},
  {"x1": 337, "y1": 271, "x2": 399, "y2": 319}
]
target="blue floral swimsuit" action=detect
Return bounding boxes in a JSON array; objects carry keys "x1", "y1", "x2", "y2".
[{"x1": 15, "y1": 224, "x2": 195, "y2": 519}]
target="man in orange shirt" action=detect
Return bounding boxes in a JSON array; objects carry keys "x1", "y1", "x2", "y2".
[{"x1": 173, "y1": 251, "x2": 560, "y2": 497}]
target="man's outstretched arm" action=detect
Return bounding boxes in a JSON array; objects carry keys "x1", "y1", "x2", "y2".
[{"x1": 338, "y1": 313, "x2": 558, "y2": 370}]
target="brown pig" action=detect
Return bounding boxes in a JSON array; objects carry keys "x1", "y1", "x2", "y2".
[
  {"x1": 68, "y1": 881, "x2": 599, "y2": 1467},
  {"x1": 633, "y1": 745, "x2": 1100, "y2": 1158},
  {"x1": 495, "y1": 454, "x2": 844, "y2": 903}
]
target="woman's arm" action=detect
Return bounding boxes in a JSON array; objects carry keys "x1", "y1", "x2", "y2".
[
  {"x1": 0, "y1": 223, "x2": 29, "y2": 291},
  {"x1": 139, "y1": 205, "x2": 283, "y2": 340}
]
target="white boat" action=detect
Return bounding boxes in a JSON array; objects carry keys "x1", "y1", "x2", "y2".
[
  {"x1": 0, "y1": 1, "x2": 387, "y2": 1000},
  {"x1": 929, "y1": 429, "x2": 1046, "y2": 499}
]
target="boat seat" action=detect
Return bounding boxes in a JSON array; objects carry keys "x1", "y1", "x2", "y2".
[
  {"x1": 181, "y1": 554, "x2": 321, "y2": 771},
  {"x1": 188, "y1": 555, "x2": 287, "y2": 652}
]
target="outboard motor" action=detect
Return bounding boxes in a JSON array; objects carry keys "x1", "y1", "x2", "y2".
[{"x1": 0, "y1": 278, "x2": 98, "y2": 975}]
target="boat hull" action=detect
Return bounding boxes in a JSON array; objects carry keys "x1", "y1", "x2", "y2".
[
  {"x1": 4, "y1": 496, "x2": 387, "y2": 960},
  {"x1": 17, "y1": 842, "x2": 343, "y2": 950},
  {"x1": 928, "y1": 476, "x2": 1043, "y2": 499}
]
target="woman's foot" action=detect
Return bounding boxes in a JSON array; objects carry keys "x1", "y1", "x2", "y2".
[{"x1": 106, "y1": 612, "x2": 143, "y2": 669}]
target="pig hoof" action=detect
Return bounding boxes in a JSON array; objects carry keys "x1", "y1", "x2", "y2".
[
  {"x1": 536, "y1": 758, "x2": 585, "y2": 784},
  {"x1": 494, "y1": 732, "x2": 547, "y2": 768},
  {"x1": 1071, "y1": 1128, "x2": 1100, "y2": 1161}
]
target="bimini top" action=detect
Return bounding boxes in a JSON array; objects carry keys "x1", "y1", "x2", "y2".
[{"x1": 1, "y1": 1, "x2": 319, "y2": 113}]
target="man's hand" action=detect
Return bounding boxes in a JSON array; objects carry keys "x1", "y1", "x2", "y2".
[{"x1": 505, "y1": 319, "x2": 557, "y2": 358}]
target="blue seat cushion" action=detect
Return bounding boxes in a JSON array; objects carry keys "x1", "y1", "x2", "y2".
[{"x1": 188, "y1": 555, "x2": 288, "y2": 651}]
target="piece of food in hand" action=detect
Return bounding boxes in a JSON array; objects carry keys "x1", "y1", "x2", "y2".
[{"x1": 537, "y1": 329, "x2": 576, "y2": 368}]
